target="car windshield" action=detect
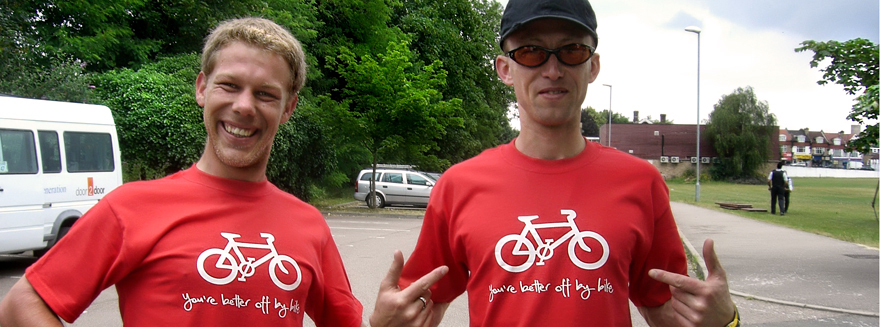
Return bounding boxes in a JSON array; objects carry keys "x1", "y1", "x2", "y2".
[{"x1": 424, "y1": 172, "x2": 441, "y2": 182}]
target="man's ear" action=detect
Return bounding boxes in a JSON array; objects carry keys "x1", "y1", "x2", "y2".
[
  {"x1": 588, "y1": 52, "x2": 601, "y2": 83},
  {"x1": 495, "y1": 56, "x2": 515, "y2": 86},
  {"x1": 195, "y1": 72, "x2": 207, "y2": 107},
  {"x1": 281, "y1": 94, "x2": 298, "y2": 124}
]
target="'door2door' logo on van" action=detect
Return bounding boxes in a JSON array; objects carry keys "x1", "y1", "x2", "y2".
[{"x1": 75, "y1": 177, "x2": 106, "y2": 197}]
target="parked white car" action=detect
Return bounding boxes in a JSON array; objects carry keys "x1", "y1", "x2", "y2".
[{"x1": 353, "y1": 167, "x2": 436, "y2": 208}]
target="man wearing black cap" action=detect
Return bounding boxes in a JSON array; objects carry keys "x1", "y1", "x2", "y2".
[{"x1": 369, "y1": 0, "x2": 739, "y2": 326}]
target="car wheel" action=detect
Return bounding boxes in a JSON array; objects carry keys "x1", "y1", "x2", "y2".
[{"x1": 367, "y1": 193, "x2": 386, "y2": 208}]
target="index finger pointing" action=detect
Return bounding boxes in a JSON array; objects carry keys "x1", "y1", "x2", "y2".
[
  {"x1": 648, "y1": 268, "x2": 689, "y2": 289},
  {"x1": 400, "y1": 265, "x2": 449, "y2": 300}
]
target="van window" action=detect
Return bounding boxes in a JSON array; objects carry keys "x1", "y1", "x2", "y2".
[
  {"x1": 38, "y1": 131, "x2": 62, "y2": 173},
  {"x1": 64, "y1": 131, "x2": 115, "y2": 172},
  {"x1": 381, "y1": 172, "x2": 404, "y2": 184},
  {"x1": 407, "y1": 173, "x2": 430, "y2": 186},
  {"x1": 0, "y1": 129, "x2": 38, "y2": 174}
]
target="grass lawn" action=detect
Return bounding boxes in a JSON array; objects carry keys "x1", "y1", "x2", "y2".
[
  {"x1": 666, "y1": 178, "x2": 880, "y2": 248},
  {"x1": 309, "y1": 188, "x2": 426, "y2": 216}
]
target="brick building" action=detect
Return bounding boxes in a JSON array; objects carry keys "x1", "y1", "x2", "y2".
[
  {"x1": 599, "y1": 123, "x2": 780, "y2": 161},
  {"x1": 598, "y1": 123, "x2": 780, "y2": 176}
]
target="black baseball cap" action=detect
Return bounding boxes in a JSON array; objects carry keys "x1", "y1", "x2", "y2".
[{"x1": 499, "y1": 0, "x2": 599, "y2": 48}]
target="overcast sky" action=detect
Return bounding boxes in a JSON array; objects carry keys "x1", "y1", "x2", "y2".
[{"x1": 497, "y1": 0, "x2": 879, "y2": 133}]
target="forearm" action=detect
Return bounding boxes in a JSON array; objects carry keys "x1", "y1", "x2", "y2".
[
  {"x1": 637, "y1": 302, "x2": 674, "y2": 327},
  {"x1": 368, "y1": 301, "x2": 449, "y2": 327},
  {"x1": 428, "y1": 302, "x2": 450, "y2": 327},
  {"x1": 0, "y1": 277, "x2": 64, "y2": 327},
  {"x1": 638, "y1": 300, "x2": 737, "y2": 327}
]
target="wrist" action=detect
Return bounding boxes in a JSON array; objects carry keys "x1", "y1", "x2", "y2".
[{"x1": 724, "y1": 305, "x2": 740, "y2": 327}]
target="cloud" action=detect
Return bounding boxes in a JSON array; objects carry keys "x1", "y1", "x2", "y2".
[
  {"x1": 665, "y1": 11, "x2": 704, "y2": 31},
  {"x1": 703, "y1": 0, "x2": 879, "y2": 42}
]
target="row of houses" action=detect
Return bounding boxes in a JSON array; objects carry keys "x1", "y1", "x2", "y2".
[
  {"x1": 779, "y1": 126, "x2": 876, "y2": 169},
  {"x1": 595, "y1": 119, "x2": 878, "y2": 174}
]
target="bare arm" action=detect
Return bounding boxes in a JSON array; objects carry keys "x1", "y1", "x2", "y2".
[
  {"x1": 638, "y1": 239, "x2": 736, "y2": 327},
  {"x1": 369, "y1": 250, "x2": 449, "y2": 327},
  {"x1": 0, "y1": 276, "x2": 64, "y2": 327}
]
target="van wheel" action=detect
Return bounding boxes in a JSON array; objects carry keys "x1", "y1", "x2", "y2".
[
  {"x1": 34, "y1": 225, "x2": 71, "y2": 257},
  {"x1": 367, "y1": 193, "x2": 386, "y2": 208}
]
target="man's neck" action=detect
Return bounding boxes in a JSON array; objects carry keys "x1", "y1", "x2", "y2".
[
  {"x1": 514, "y1": 127, "x2": 586, "y2": 160},
  {"x1": 196, "y1": 156, "x2": 268, "y2": 183}
]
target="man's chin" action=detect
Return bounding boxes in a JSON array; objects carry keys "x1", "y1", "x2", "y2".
[{"x1": 213, "y1": 146, "x2": 267, "y2": 169}]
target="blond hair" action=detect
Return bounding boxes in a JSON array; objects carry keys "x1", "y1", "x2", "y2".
[{"x1": 201, "y1": 17, "x2": 307, "y2": 94}]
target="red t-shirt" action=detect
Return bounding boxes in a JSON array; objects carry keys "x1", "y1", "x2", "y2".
[
  {"x1": 400, "y1": 140, "x2": 686, "y2": 327},
  {"x1": 26, "y1": 167, "x2": 362, "y2": 327}
]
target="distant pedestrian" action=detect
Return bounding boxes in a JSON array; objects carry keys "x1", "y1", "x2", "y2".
[{"x1": 768, "y1": 162, "x2": 788, "y2": 215}]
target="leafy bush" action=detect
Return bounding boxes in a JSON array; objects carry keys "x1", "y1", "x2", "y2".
[
  {"x1": 267, "y1": 107, "x2": 335, "y2": 202},
  {"x1": 92, "y1": 53, "x2": 205, "y2": 180}
]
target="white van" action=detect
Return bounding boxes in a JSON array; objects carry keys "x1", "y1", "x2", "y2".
[{"x1": 0, "y1": 96, "x2": 123, "y2": 255}]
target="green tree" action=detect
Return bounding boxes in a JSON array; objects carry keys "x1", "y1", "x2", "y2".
[
  {"x1": 706, "y1": 86, "x2": 777, "y2": 180},
  {"x1": 326, "y1": 39, "x2": 464, "y2": 207},
  {"x1": 0, "y1": 53, "x2": 94, "y2": 102},
  {"x1": 91, "y1": 54, "x2": 205, "y2": 179},
  {"x1": 2, "y1": 0, "x2": 323, "y2": 73},
  {"x1": 392, "y1": 0, "x2": 515, "y2": 163},
  {"x1": 2, "y1": 0, "x2": 274, "y2": 72},
  {"x1": 593, "y1": 109, "x2": 631, "y2": 125},
  {"x1": 796, "y1": 38, "x2": 879, "y2": 155},
  {"x1": 92, "y1": 53, "x2": 334, "y2": 200},
  {"x1": 266, "y1": 106, "x2": 336, "y2": 202},
  {"x1": 300, "y1": 0, "x2": 404, "y2": 185},
  {"x1": 581, "y1": 107, "x2": 600, "y2": 137},
  {"x1": 0, "y1": 6, "x2": 93, "y2": 101}
]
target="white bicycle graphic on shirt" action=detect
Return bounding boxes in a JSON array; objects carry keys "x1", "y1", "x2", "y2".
[
  {"x1": 494, "y1": 209, "x2": 609, "y2": 273},
  {"x1": 197, "y1": 232, "x2": 301, "y2": 291}
]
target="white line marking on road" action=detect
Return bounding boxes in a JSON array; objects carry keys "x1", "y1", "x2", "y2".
[{"x1": 328, "y1": 220, "x2": 393, "y2": 225}]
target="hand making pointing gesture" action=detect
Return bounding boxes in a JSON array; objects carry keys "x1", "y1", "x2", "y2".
[
  {"x1": 369, "y1": 251, "x2": 448, "y2": 327},
  {"x1": 641, "y1": 238, "x2": 738, "y2": 327}
]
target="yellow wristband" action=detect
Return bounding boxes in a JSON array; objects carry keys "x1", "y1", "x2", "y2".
[{"x1": 725, "y1": 305, "x2": 740, "y2": 327}]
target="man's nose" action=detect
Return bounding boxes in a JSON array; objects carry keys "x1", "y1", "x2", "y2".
[
  {"x1": 232, "y1": 91, "x2": 257, "y2": 116},
  {"x1": 541, "y1": 54, "x2": 564, "y2": 80}
]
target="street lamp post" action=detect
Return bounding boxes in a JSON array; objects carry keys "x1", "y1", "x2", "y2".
[
  {"x1": 685, "y1": 26, "x2": 701, "y2": 202},
  {"x1": 603, "y1": 84, "x2": 612, "y2": 147}
]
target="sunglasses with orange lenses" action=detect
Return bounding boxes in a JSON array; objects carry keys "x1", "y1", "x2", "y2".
[{"x1": 506, "y1": 43, "x2": 596, "y2": 68}]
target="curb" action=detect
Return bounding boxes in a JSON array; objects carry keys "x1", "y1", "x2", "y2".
[
  {"x1": 321, "y1": 211, "x2": 425, "y2": 220},
  {"x1": 679, "y1": 229, "x2": 880, "y2": 318}
]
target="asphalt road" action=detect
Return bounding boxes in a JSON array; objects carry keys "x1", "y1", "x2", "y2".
[{"x1": 0, "y1": 210, "x2": 876, "y2": 326}]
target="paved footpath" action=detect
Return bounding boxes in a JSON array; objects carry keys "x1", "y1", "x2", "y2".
[{"x1": 672, "y1": 202, "x2": 880, "y2": 326}]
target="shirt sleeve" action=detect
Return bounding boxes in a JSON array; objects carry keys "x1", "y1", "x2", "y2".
[
  {"x1": 629, "y1": 175, "x2": 687, "y2": 308},
  {"x1": 398, "y1": 184, "x2": 467, "y2": 304},
  {"x1": 25, "y1": 198, "x2": 128, "y2": 323},
  {"x1": 306, "y1": 231, "x2": 363, "y2": 327}
]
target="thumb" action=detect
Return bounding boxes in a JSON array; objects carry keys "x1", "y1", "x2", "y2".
[
  {"x1": 703, "y1": 238, "x2": 727, "y2": 282},
  {"x1": 380, "y1": 250, "x2": 405, "y2": 291}
]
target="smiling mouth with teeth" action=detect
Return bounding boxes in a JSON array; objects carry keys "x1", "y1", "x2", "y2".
[{"x1": 224, "y1": 123, "x2": 255, "y2": 138}]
